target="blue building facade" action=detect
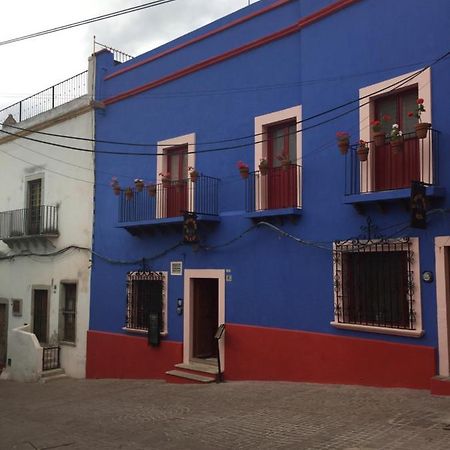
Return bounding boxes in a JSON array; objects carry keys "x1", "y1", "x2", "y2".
[{"x1": 88, "y1": 0, "x2": 450, "y2": 393}]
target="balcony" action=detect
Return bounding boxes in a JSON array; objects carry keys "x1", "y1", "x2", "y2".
[
  {"x1": 245, "y1": 164, "x2": 302, "y2": 219},
  {"x1": 344, "y1": 129, "x2": 445, "y2": 209},
  {"x1": 117, "y1": 175, "x2": 220, "y2": 232},
  {"x1": 0, "y1": 205, "x2": 59, "y2": 247}
]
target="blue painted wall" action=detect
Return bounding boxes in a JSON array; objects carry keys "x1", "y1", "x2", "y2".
[{"x1": 90, "y1": 0, "x2": 450, "y2": 349}]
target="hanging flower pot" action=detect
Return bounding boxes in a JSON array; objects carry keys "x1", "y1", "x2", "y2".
[
  {"x1": 237, "y1": 161, "x2": 249, "y2": 179},
  {"x1": 189, "y1": 170, "x2": 199, "y2": 183},
  {"x1": 159, "y1": 172, "x2": 171, "y2": 187},
  {"x1": 134, "y1": 179, "x2": 144, "y2": 192},
  {"x1": 373, "y1": 131, "x2": 385, "y2": 147},
  {"x1": 110, "y1": 177, "x2": 121, "y2": 196},
  {"x1": 336, "y1": 132, "x2": 350, "y2": 155},
  {"x1": 357, "y1": 141, "x2": 369, "y2": 162},
  {"x1": 391, "y1": 138, "x2": 404, "y2": 154},
  {"x1": 125, "y1": 187, "x2": 134, "y2": 200},
  {"x1": 415, "y1": 122, "x2": 431, "y2": 139},
  {"x1": 147, "y1": 183, "x2": 157, "y2": 197},
  {"x1": 259, "y1": 158, "x2": 268, "y2": 175}
]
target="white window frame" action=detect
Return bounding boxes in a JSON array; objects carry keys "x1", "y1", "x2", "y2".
[
  {"x1": 331, "y1": 237, "x2": 423, "y2": 337},
  {"x1": 124, "y1": 271, "x2": 168, "y2": 336},
  {"x1": 359, "y1": 68, "x2": 432, "y2": 193},
  {"x1": 254, "y1": 106, "x2": 302, "y2": 210}
]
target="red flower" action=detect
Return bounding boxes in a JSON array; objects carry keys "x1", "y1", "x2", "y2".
[
  {"x1": 408, "y1": 111, "x2": 414, "y2": 117},
  {"x1": 370, "y1": 120, "x2": 380, "y2": 126},
  {"x1": 417, "y1": 98, "x2": 424, "y2": 104}
]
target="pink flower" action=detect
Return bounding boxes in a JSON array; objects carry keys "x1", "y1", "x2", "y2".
[
  {"x1": 408, "y1": 111, "x2": 414, "y2": 117},
  {"x1": 417, "y1": 98, "x2": 424, "y2": 104}
]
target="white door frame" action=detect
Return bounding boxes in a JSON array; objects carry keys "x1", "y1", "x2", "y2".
[
  {"x1": 183, "y1": 269, "x2": 225, "y2": 367},
  {"x1": 435, "y1": 237, "x2": 450, "y2": 376}
]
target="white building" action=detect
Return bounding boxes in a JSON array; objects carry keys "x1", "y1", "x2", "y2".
[{"x1": 0, "y1": 57, "x2": 97, "y2": 381}]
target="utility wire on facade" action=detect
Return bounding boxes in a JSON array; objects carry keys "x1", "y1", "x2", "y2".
[
  {"x1": 0, "y1": 0, "x2": 176, "y2": 47},
  {"x1": 3, "y1": 55, "x2": 446, "y2": 152}
]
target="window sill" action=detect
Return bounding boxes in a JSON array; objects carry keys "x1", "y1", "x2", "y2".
[
  {"x1": 245, "y1": 207, "x2": 302, "y2": 219},
  {"x1": 59, "y1": 341, "x2": 76, "y2": 347},
  {"x1": 330, "y1": 321, "x2": 424, "y2": 338},
  {"x1": 122, "y1": 327, "x2": 168, "y2": 337}
]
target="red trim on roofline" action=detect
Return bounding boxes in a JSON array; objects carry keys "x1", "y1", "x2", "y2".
[
  {"x1": 105, "y1": 0, "x2": 293, "y2": 81},
  {"x1": 104, "y1": 0, "x2": 361, "y2": 106}
]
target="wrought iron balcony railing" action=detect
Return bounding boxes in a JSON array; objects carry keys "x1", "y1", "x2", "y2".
[
  {"x1": 345, "y1": 129, "x2": 439, "y2": 196},
  {"x1": 118, "y1": 175, "x2": 219, "y2": 224},
  {"x1": 0, "y1": 206, "x2": 59, "y2": 240},
  {"x1": 0, "y1": 71, "x2": 88, "y2": 125},
  {"x1": 246, "y1": 164, "x2": 302, "y2": 212}
]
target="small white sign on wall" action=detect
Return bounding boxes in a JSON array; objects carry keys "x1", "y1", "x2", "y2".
[{"x1": 170, "y1": 261, "x2": 183, "y2": 276}]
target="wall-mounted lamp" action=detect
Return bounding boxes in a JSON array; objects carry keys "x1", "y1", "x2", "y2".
[{"x1": 422, "y1": 271, "x2": 434, "y2": 283}]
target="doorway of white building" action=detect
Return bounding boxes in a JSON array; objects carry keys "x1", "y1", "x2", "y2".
[
  {"x1": 0, "y1": 302, "x2": 7, "y2": 369},
  {"x1": 32, "y1": 289, "x2": 49, "y2": 344}
]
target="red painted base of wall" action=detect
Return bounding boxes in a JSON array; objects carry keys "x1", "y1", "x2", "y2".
[
  {"x1": 431, "y1": 377, "x2": 450, "y2": 396},
  {"x1": 224, "y1": 324, "x2": 436, "y2": 390},
  {"x1": 86, "y1": 330, "x2": 182, "y2": 379}
]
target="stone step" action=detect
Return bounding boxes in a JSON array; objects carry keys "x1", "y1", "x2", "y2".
[
  {"x1": 175, "y1": 362, "x2": 218, "y2": 375},
  {"x1": 165, "y1": 370, "x2": 215, "y2": 383},
  {"x1": 40, "y1": 368, "x2": 67, "y2": 383}
]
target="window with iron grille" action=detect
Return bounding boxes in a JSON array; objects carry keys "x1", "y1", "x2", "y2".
[
  {"x1": 126, "y1": 271, "x2": 167, "y2": 334},
  {"x1": 61, "y1": 283, "x2": 77, "y2": 343},
  {"x1": 333, "y1": 238, "x2": 416, "y2": 330}
]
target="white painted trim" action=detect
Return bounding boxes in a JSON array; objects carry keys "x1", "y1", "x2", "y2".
[
  {"x1": 254, "y1": 106, "x2": 302, "y2": 209},
  {"x1": 330, "y1": 322, "x2": 424, "y2": 338},
  {"x1": 435, "y1": 236, "x2": 450, "y2": 376},
  {"x1": 333, "y1": 237, "x2": 423, "y2": 335},
  {"x1": 183, "y1": 269, "x2": 225, "y2": 368},
  {"x1": 157, "y1": 133, "x2": 196, "y2": 218},
  {"x1": 359, "y1": 68, "x2": 432, "y2": 191}
]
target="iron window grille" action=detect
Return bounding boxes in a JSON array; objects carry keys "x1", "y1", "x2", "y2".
[
  {"x1": 126, "y1": 271, "x2": 167, "y2": 334},
  {"x1": 333, "y1": 237, "x2": 416, "y2": 330}
]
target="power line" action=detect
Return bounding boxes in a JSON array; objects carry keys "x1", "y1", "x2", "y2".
[
  {"x1": 0, "y1": 0, "x2": 176, "y2": 47},
  {"x1": 2, "y1": 48, "x2": 448, "y2": 157}
]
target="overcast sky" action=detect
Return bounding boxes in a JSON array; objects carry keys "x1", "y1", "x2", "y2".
[{"x1": 0, "y1": 0, "x2": 254, "y2": 110}]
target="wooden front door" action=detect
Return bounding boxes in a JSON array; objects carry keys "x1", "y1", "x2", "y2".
[
  {"x1": 374, "y1": 89, "x2": 420, "y2": 191},
  {"x1": 33, "y1": 290, "x2": 48, "y2": 344},
  {"x1": 0, "y1": 304, "x2": 7, "y2": 368},
  {"x1": 267, "y1": 121, "x2": 297, "y2": 209},
  {"x1": 193, "y1": 278, "x2": 218, "y2": 359},
  {"x1": 165, "y1": 146, "x2": 188, "y2": 218}
]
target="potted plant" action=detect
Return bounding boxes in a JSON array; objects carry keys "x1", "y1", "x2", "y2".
[
  {"x1": 258, "y1": 158, "x2": 268, "y2": 175},
  {"x1": 124, "y1": 187, "x2": 134, "y2": 200},
  {"x1": 390, "y1": 124, "x2": 404, "y2": 153},
  {"x1": 147, "y1": 183, "x2": 157, "y2": 197},
  {"x1": 188, "y1": 167, "x2": 199, "y2": 182},
  {"x1": 371, "y1": 114, "x2": 390, "y2": 147},
  {"x1": 110, "y1": 176, "x2": 121, "y2": 196},
  {"x1": 336, "y1": 131, "x2": 350, "y2": 155},
  {"x1": 356, "y1": 140, "x2": 369, "y2": 162},
  {"x1": 159, "y1": 172, "x2": 171, "y2": 187},
  {"x1": 408, "y1": 98, "x2": 430, "y2": 139},
  {"x1": 237, "y1": 161, "x2": 249, "y2": 179},
  {"x1": 134, "y1": 178, "x2": 144, "y2": 192}
]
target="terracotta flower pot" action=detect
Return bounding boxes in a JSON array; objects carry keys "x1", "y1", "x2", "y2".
[
  {"x1": 373, "y1": 132, "x2": 385, "y2": 147},
  {"x1": 338, "y1": 140, "x2": 349, "y2": 155},
  {"x1": 239, "y1": 167, "x2": 249, "y2": 179},
  {"x1": 125, "y1": 188, "x2": 133, "y2": 200},
  {"x1": 415, "y1": 122, "x2": 431, "y2": 139},
  {"x1": 357, "y1": 145, "x2": 369, "y2": 162},
  {"x1": 134, "y1": 181, "x2": 144, "y2": 192},
  {"x1": 112, "y1": 185, "x2": 121, "y2": 196},
  {"x1": 190, "y1": 171, "x2": 199, "y2": 182},
  {"x1": 391, "y1": 138, "x2": 404, "y2": 154},
  {"x1": 147, "y1": 184, "x2": 157, "y2": 197},
  {"x1": 259, "y1": 163, "x2": 268, "y2": 175}
]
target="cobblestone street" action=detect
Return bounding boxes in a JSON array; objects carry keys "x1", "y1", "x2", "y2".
[{"x1": 1, "y1": 379, "x2": 450, "y2": 449}]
